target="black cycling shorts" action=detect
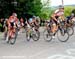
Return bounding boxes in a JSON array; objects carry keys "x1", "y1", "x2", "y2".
[{"x1": 10, "y1": 22, "x2": 14, "y2": 27}]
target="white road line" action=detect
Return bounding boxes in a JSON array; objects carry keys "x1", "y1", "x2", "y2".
[
  {"x1": 66, "y1": 49, "x2": 75, "y2": 55},
  {"x1": 47, "y1": 54, "x2": 75, "y2": 59}
]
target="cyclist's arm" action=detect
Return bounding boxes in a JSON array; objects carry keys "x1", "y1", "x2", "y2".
[{"x1": 51, "y1": 13, "x2": 57, "y2": 21}]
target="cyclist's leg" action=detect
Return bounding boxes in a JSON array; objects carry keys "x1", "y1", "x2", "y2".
[{"x1": 51, "y1": 20, "x2": 57, "y2": 34}]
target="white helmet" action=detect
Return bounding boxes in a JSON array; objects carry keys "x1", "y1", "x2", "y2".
[
  {"x1": 71, "y1": 13, "x2": 74, "y2": 16},
  {"x1": 13, "y1": 13, "x2": 17, "y2": 17}
]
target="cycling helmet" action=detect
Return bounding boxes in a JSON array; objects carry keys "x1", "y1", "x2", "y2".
[
  {"x1": 59, "y1": 5, "x2": 64, "y2": 9},
  {"x1": 12, "y1": 13, "x2": 17, "y2": 17},
  {"x1": 71, "y1": 13, "x2": 74, "y2": 16},
  {"x1": 32, "y1": 16, "x2": 36, "y2": 19}
]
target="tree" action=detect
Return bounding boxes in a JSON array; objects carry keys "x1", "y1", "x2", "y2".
[
  {"x1": 0, "y1": 0, "x2": 42, "y2": 19},
  {"x1": 40, "y1": 7, "x2": 53, "y2": 20},
  {"x1": 0, "y1": 0, "x2": 16, "y2": 18},
  {"x1": 64, "y1": 6, "x2": 74, "y2": 16},
  {"x1": 15, "y1": 0, "x2": 42, "y2": 18},
  {"x1": 40, "y1": 0, "x2": 51, "y2": 20},
  {"x1": 72, "y1": 9, "x2": 75, "y2": 15}
]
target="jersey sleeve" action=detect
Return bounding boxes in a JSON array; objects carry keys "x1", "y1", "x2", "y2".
[{"x1": 54, "y1": 9, "x2": 59, "y2": 14}]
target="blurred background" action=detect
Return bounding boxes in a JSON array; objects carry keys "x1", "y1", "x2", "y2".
[{"x1": 0, "y1": 0, "x2": 75, "y2": 32}]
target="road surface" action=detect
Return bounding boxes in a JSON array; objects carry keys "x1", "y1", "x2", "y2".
[{"x1": 0, "y1": 27, "x2": 75, "y2": 59}]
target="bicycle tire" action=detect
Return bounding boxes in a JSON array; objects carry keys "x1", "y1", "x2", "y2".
[
  {"x1": 32, "y1": 30, "x2": 40, "y2": 41},
  {"x1": 9, "y1": 29, "x2": 18, "y2": 45},
  {"x1": 26, "y1": 31, "x2": 31, "y2": 41},
  {"x1": 57, "y1": 29, "x2": 69, "y2": 42},
  {"x1": 67, "y1": 27, "x2": 74, "y2": 36},
  {"x1": 43, "y1": 29, "x2": 52, "y2": 42}
]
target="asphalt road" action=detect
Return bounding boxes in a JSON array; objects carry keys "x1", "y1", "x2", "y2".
[{"x1": 0, "y1": 27, "x2": 75, "y2": 59}]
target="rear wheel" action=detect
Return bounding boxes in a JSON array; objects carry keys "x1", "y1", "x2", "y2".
[{"x1": 43, "y1": 29, "x2": 52, "y2": 42}]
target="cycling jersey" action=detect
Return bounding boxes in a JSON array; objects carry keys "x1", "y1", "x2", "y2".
[
  {"x1": 8, "y1": 16, "x2": 18, "y2": 28},
  {"x1": 29, "y1": 18, "x2": 33, "y2": 23},
  {"x1": 52, "y1": 9, "x2": 64, "y2": 24},
  {"x1": 9, "y1": 16, "x2": 18, "y2": 22},
  {"x1": 54, "y1": 9, "x2": 64, "y2": 17}
]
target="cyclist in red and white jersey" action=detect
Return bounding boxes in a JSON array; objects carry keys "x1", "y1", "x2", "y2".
[
  {"x1": 51, "y1": 5, "x2": 64, "y2": 38},
  {"x1": 8, "y1": 13, "x2": 18, "y2": 29},
  {"x1": 7, "y1": 13, "x2": 19, "y2": 37}
]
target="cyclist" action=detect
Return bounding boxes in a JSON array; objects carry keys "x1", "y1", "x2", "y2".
[
  {"x1": 51, "y1": 5, "x2": 64, "y2": 38},
  {"x1": 26, "y1": 16, "x2": 39, "y2": 33},
  {"x1": 19, "y1": 17, "x2": 25, "y2": 32},
  {"x1": 20, "y1": 17, "x2": 24, "y2": 27},
  {"x1": 6, "y1": 13, "x2": 19, "y2": 41},
  {"x1": 4, "y1": 18, "x2": 9, "y2": 32},
  {"x1": 28, "y1": 16, "x2": 37, "y2": 27},
  {"x1": 66, "y1": 13, "x2": 75, "y2": 24}
]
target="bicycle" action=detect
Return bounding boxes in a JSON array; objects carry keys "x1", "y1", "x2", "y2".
[
  {"x1": 43, "y1": 19, "x2": 69, "y2": 42},
  {"x1": 25, "y1": 24, "x2": 40, "y2": 41},
  {"x1": 57, "y1": 20, "x2": 69, "y2": 42},
  {"x1": 66, "y1": 19, "x2": 74, "y2": 36},
  {"x1": 4, "y1": 25, "x2": 18, "y2": 45}
]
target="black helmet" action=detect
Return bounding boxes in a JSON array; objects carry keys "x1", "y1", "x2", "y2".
[{"x1": 32, "y1": 16, "x2": 36, "y2": 19}]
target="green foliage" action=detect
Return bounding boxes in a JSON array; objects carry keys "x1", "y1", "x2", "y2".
[
  {"x1": 0, "y1": 23, "x2": 2, "y2": 27},
  {"x1": 40, "y1": 7, "x2": 54, "y2": 20},
  {"x1": 0, "y1": 0, "x2": 42, "y2": 18},
  {"x1": 64, "y1": 6, "x2": 75, "y2": 16},
  {"x1": 72, "y1": 9, "x2": 75, "y2": 15}
]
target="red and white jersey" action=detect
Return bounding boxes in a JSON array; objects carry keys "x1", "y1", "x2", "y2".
[
  {"x1": 9, "y1": 16, "x2": 18, "y2": 23},
  {"x1": 54, "y1": 9, "x2": 64, "y2": 16}
]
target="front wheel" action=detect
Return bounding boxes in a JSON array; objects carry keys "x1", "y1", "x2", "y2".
[
  {"x1": 57, "y1": 30, "x2": 69, "y2": 42},
  {"x1": 9, "y1": 31, "x2": 18, "y2": 45},
  {"x1": 67, "y1": 27, "x2": 74, "y2": 36},
  {"x1": 32, "y1": 30, "x2": 40, "y2": 41},
  {"x1": 26, "y1": 31, "x2": 31, "y2": 41}
]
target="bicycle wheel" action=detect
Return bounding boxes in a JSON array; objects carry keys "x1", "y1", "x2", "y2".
[
  {"x1": 5, "y1": 33, "x2": 10, "y2": 43},
  {"x1": 57, "y1": 29, "x2": 69, "y2": 42},
  {"x1": 67, "y1": 27, "x2": 74, "y2": 36},
  {"x1": 32, "y1": 30, "x2": 40, "y2": 41},
  {"x1": 43, "y1": 29, "x2": 52, "y2": 42},
  {"x1": 4, "y1": 32, "x2": 8, "y2": 40},
  {"x1": 9, "y1": 29, "x2": 18, "y2": 45}
]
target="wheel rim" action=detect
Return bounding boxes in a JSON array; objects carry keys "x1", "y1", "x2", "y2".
[
  {"x1": 32, "y1": 31, "x2": 40, "y2": 41},
  {"x1": 67, "y1": 27, "x2": 74, "y2": 36},
  {"x1": 9, "y1": 31, "x2": 18, "y2": 45},
  {"x1": 57, "y1": 30, "x2": 69, "y2": 42},
  {"x1": 43, "y1": 30, "x2": 52, "y2": 42},
  {"x1": 9, "y1": 38, "x2": 16, "y2": 44}
]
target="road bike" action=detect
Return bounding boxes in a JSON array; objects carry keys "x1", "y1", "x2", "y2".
[{"x1": 25, "y1": 24, "x2": 40, "y2": 41}]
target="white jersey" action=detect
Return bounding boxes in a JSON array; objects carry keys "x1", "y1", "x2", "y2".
[{"x1": 54, "y1": 9, "x2": 64, "y2": 16}]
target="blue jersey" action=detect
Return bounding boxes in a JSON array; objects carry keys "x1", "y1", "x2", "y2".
[
  {"x1": 66, "y1": 16, "x2": 71, "y2": 20},
  {"x1": 29, "y1": 18, "x2": 32, "y2": 23}
]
